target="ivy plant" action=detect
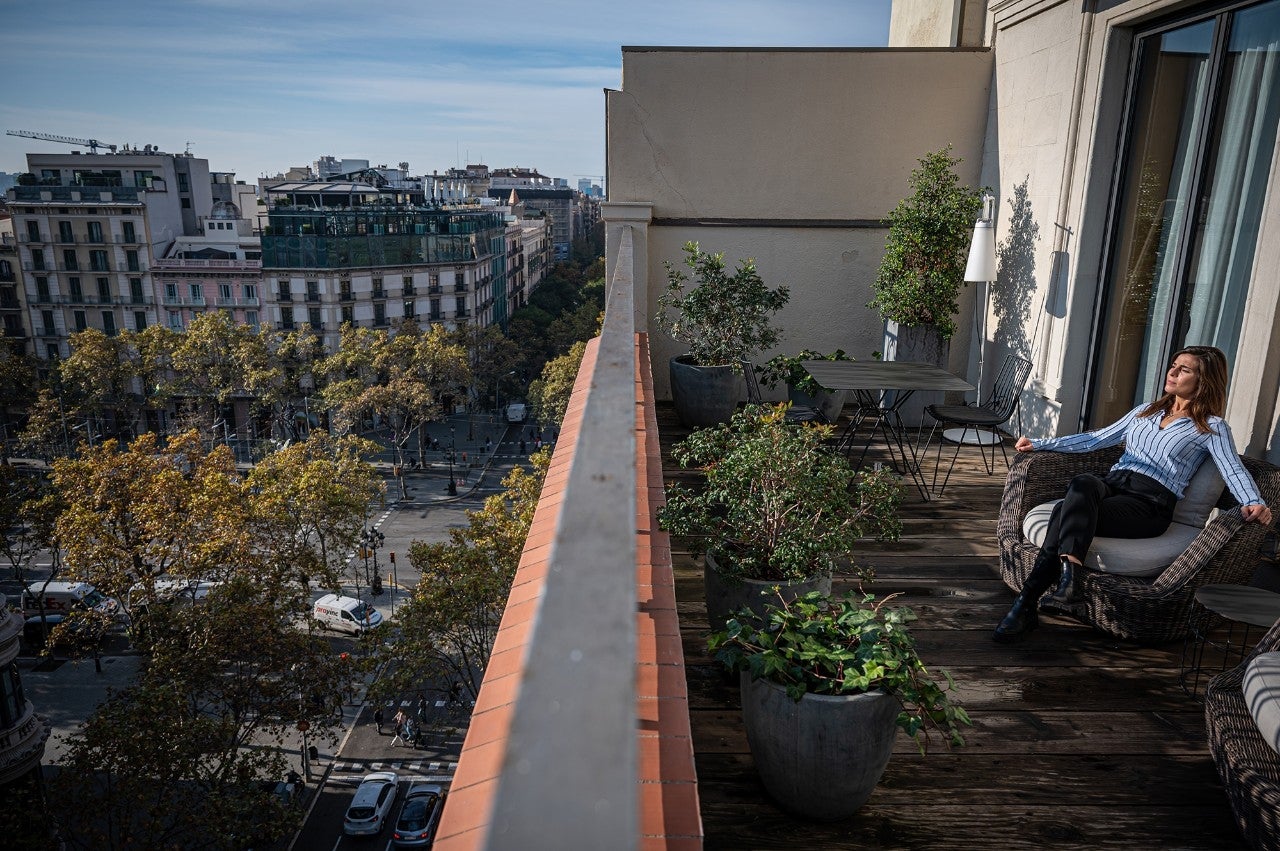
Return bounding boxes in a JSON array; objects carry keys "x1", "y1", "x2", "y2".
[
  {"x1": 868, "y1": 145, "x2": 985, "y2": 341},
  {"x1": 656, "y1": 242, "x2": 790, "y2": 369},
  {"x1": 758, "y1": 349, "x2": 853, "y2": 397},
  {"x1": 709, "y1": 589, "x2": 971, "y2": 750}
]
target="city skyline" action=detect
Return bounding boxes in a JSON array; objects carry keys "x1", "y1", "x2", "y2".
[{"x1": 0, "y1": 0, "x2": 891, "y2": 185}]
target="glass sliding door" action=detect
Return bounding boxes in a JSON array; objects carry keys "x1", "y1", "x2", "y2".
[{"x1": 1089, "y1": 0, "x2": 1280, "y2": 426}]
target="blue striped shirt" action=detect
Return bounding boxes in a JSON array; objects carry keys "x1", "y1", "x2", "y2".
[{"x1": 1030, "y1": 405, "x2": 1263, "y2": 506}]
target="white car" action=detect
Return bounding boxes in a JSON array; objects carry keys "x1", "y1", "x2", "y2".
[{"x1": 343, "y1": 771, "x2": 399, "y2": 836}]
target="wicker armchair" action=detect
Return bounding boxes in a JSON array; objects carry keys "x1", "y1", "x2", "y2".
[
  {"x1": 1205, "y1": 616, "x2": 1280, "y2": 850},
  {"x1": 997, "y1": 447, "x2": 1280, "y2": 644}
]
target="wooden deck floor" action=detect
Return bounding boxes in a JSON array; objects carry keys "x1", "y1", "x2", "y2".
[{"x1": 656, "y1": 403, "x2": 1246, "y2": 850}]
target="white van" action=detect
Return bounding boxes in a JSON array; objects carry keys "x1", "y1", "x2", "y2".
[
  {"x1": 505, "y1": 402, "x2": 527, "y2": 423},
  {"x1": 22, "y1": 581, "x2": 121, "y2": 619},
  {"x1": 313, "y1": 594, "x2": 383, "y2": 635}
]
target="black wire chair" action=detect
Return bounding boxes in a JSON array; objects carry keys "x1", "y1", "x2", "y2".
[
  {"x1": 740, "y1": 359, "x2": 825, "y2": 424},
  {"x1": 920, "y1": 352, "x2": 1032, "y2": 494}
]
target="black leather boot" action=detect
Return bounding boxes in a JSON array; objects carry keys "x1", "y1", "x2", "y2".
[
  {"x1": 993, "y1": 550, "x2": 1058, "y2": 643},
  {"x1": 993, "y1": 594, "x2": 1039, "y2": 642},
  {"x1": 1039, "y1": 557, "x2": 1079, "y2": 614}
]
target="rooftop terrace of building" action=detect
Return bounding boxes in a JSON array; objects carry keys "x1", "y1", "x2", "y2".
[{"x1": 432, "y1": 221, "x2": 1251, "y2": 850}]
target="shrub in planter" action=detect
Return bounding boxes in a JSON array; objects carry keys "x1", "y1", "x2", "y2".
[
  {"x1": 656, "y1": 242, "x2": 789, "y2": 427},
  {"x1": 758, "y1": 349, "x2": 853, "y2": 422},
  {"x1": 657, "y1": 404, "x2": 901, "y2": 625},
  {"x1": 709, "y1": 590, "x2": 971, "y2": 819}
]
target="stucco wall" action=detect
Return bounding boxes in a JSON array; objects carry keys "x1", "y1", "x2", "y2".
[
  {"x1": 607, "y1": 47, "x2": 993, "y2": 399},
  {"x1": 889, "y1": 0, "x2": 962, "y2": 46}
]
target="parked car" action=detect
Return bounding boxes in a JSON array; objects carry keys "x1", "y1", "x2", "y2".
[
  {"x1": 343, "y1": 771, "x2": 399, "y2": 836},
  {"x1": 21, "y1": 612, "x2": 65, "y2": 650},
  {"x1": 392, "y1": 782, "x2": 445, "y2": 847}
]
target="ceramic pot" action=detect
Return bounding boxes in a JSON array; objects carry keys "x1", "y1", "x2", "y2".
[
  {"x1": 740, "y1": 672, "x2": 899, "y2": 820},
  {"x1": 703, "y1": 553, "x2": 831, "y2": 630},
  {"x1": 669, "y1": 355, "x2": 739, "y2": 428},
  {"x1": 788, "y1": 386, "x2": 850, "y2": 423}
]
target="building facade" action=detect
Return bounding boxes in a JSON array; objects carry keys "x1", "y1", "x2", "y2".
[
  {"x1": 7, "y1": 149, "x2": 212, "y2": 359},
  {"x1": 605, "y1": 0, "x2": 1280, "y2": 464},
  {"x1": 152, "y1": 200, "x2": 264, "y2": 332},
  {"x1": 0, "y1": 600, "x2": 51, "y2": 835},
  {"x1": 259, "y1": 188, "x2": 507, "y2": 350}
]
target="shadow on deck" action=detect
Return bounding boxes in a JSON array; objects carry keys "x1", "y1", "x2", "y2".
[{"x1": 657, "y1": 402, "x2": 1245, "y2": 850}]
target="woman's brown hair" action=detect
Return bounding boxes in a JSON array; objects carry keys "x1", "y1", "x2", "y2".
[{"x1": 1138, "y1": 345, "x2": 1228, "y2": 433}]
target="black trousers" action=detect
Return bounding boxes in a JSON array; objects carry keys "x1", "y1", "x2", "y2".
[{"x1": 1040, "y1": 469, "x2": 1176, "y2": 564}]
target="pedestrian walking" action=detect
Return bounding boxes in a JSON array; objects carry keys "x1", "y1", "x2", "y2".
[
  {"x1": 390, "y1": 723, "x2": 404, "y2": 748},
  {"x1": 519, "y1": 439, "x2": 526, "y2": 453},
  {"x1": 416, "y1": 692, "x2": 428, "y2": 720},
  {"x1": 373, "y1": 706, "x2": 385, "y2": 734}
]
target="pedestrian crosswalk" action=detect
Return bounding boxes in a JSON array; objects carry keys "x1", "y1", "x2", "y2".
[{"x1": 329, "y1": 759, "x2": 457, "y2": 784}]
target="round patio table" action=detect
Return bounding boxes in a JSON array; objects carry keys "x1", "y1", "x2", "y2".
[{"x1": 1180, "y1": 583, "x2": 1280, "y2": 698}]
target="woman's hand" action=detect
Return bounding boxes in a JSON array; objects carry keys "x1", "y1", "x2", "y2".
[
  {"x1": 1015, "y1": 436, "x2": 1035, "y2": 453},
  {"x1": 1242, "y1": 503, "x2": 1273, "y2": 526}
]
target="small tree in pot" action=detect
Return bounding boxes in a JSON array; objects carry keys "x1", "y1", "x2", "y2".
[
  {"x1": 657, "y1": 242, "x2": 790, "y2": 428},
  {"x1": 657, "y1": 404, "x2": 901, "y2": 627},
  {"x1": 710, "y1": 589, "x2": 970, "y2": 820}
]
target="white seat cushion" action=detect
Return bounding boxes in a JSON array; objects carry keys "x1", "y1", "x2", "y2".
[
  {"x1": 1022, "y1": 503, "x2": 1202, "y2": 577},
  {"x1": 1244, "y1": 651, "x2": 1280, "y2": 756},
  {"x1": 1020, "y1": 458, "x2": 1225, "y2": 578}
]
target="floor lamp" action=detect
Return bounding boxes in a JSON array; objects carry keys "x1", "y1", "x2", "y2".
[{"x1": 945, "y1": 191, "x2": 1000, "y2": 446}]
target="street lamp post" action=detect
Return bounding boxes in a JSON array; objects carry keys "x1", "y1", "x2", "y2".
[
  {"x1": 360, "y1": 527, "x2": 385, "y2": 596},
  {"x1": 447, "y1": 426, "x2": 458, "y2": 496}
]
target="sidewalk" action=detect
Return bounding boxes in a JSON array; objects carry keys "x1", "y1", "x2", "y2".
[{"x1": 20, "y1": 653, "x2": 144, "y2": 765}]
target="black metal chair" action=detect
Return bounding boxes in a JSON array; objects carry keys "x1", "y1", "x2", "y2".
[
  {"x1": 740, "y1": 360, "x2": 825, "y2": 424},
  {"x1": 920, "y1": 353, "x2": 1033, "y2": 494}
]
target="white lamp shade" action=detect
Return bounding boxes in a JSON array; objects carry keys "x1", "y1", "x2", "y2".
[{"x1": 964, "y1": 220, "x2": 997, "y2": 282}]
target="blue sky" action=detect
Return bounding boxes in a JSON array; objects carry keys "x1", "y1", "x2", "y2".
[{"x1": 0, "y1": 0, "x2": 891, "y2": 185}]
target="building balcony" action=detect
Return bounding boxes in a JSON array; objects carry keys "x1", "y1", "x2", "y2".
[
  {"x1": 19, "y1": 233, "x2": 50, "y2": 244},
  {"x1": 427, "y1": 285, "x2": 442, "y2": 295},
  {"x1": 151, "y1": 258, "x2": 255, "y2": 271},
  {"x1": 454, "y1": 308, "x2": 470, "y2": 318},
  {"x1": 429, "y1": 311, "x2": 443, "y2": 321},
  {"x1": 216, "y1": 296, "x2": 259, "y2": 307},
  {"x1": 113, "y1": 234, "x2": 145, "y2": 245},
  {"x1": 432, "y1": 215, "x2": 1253, "y2": 849}
]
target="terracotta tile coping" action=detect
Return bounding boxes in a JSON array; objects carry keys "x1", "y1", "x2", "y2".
[{"x1": 433, "y1": 334, "x2": 701, "y2": 849}]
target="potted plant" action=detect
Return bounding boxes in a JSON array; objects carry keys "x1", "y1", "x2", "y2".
[
  {"x1": 710, "y1": 589, "x2": 971, "y2": 820},
  {"x1": 758, "y1": 349, "x2": 854, "y2": 423},
  {"x1": 656, "y1": 242, "x2": 790, "y2": 428},
  {"x1": 868, "y1": 146, "x2": 985, "y2": 421},
  {"x1": 656, "y1": 404, "x2": 901, "y2": 628}
]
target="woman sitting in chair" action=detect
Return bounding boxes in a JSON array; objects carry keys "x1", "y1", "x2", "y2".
[{"x1": 994, "y1": 345, "x2": 1273, "y2": 642}]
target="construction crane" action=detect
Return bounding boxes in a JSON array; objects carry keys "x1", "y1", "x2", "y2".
[{"x1": 7, "y1": 129, "x2": 117, "y2": 154}]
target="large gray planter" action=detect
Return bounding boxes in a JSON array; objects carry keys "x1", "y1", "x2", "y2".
[
  {"x1": 669, "y1": 355, "x2": 739, "y2": 429},
  {"x1": 703, "y1": 553, "x2": 831, "y2": 630},
  {"x1": 740, "y1": 672, "x2": 899, "y2": 820},
  {"x1": 788, "y1": 385, "x2": 849, "y2": 424},
  {"x1": 882, "y1": 319, "x2": 952, "y2": 425}
]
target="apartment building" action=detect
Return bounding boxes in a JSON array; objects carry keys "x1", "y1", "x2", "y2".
[
  {"x1": 0, "y1": 218, "x2": 23, "y2": 345},
  {"x1": 259, "y1": 178, "x2": 506, "y2": 349},
  {"x1": 152, "y1": 200, "x2": 263, "y2": 332},
  {"x1": 502, "y1": 217, "x2": 553, "y2": 324},
  {"x1": 488, "y1": 184, "x2": 573, "y2": 261},
  {"x1": 7, "y1": 148, "x2": 211, "y2": 359}
]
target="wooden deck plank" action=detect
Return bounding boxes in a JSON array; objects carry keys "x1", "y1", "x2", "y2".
[{"x1": 656, "y1": 403, "x2": 1247, "y2": 850}]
